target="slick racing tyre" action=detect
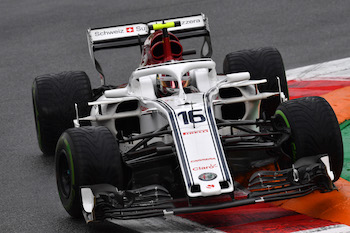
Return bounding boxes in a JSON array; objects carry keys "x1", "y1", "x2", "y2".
[
  {"x1": 223, "y1": 47, "x2": 289, "y2": 118},
  {"x1": 274, "y1": 96, "x2": 343, "y2": 181},
  {"x1": 32, "y1": 71, "x2": 92, "y2": 155},
  {"x1": 55, "y1": 126, "x2": 125, "y2": 217}
]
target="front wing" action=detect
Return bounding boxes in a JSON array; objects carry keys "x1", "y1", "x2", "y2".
[{"x1": 81, "y1": 154, "x2": 335, "y2": 222}]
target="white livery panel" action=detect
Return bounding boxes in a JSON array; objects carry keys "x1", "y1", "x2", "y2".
[{"x1": 159, "y1": 94, "x2": 233, "y2": 197}]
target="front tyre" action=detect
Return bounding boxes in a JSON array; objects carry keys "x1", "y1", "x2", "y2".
[
  {"x1": 275, "y1": 97, "x2": 343, "y2": 181},
  {"x1": 55, "y1": 126, "x2": 125, "y2": 217}
]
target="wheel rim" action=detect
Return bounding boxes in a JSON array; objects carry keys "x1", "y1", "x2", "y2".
[
  {"x1": 275, "y1": 111, "x2": 297, "y2": 163},
  {"x1": 58, "y1": 151, "x2": 71, "y2": 199}
]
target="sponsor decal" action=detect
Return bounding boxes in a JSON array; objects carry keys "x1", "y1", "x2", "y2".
[
  {"x1": 183, "y1": 129, "x2": 208, "y2": 135},
  {"x1": 206, "y1": 184, "x2": 215, "y2": 189},
  {"x1": 94, "y1": 28, "x2": 125, "y2": 37},
  {"x1": 91, "y1": 24, "x2": 148, "y2": 41},
  {"x1": 181, "y1": 18, "x2": 202, "y2": 25},
  {"x1": 198, "y1": 172, "x2": 217, "y2": 181},
  {"x1": 135, "y1": 25, "x2": 148, "y2": 32},
  {"x1": 126, "y1": 27, "x2": 134, "y2": 33},
  {"x1": 192, "y1": 164, "x2": 217, "y2": 171},
  {"x1": 190, "y1": 158, "x2": 216, "y2": 163}
]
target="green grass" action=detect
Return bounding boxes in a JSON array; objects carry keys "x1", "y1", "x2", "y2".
[{"x1": 340, "y1": 120, "x2": 350, "y2": 181}]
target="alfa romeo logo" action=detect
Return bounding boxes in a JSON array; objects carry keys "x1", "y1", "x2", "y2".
[{"x1": 198, "y1": 172, "x2": 217, "y2": 181}]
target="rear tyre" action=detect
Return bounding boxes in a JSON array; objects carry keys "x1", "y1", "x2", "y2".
[
  {"x1": 223, "y1": 47, "x2": 289, "y2": 118},
  {"x1": 55, "y1": 126, "x2": 125, "y2": 217},
  {"x1": 274, "y1": 96, "x2": 343, "y2": 181},
  {"x1": 32, "y1": 71, "x2": 92, "y2": 155}
]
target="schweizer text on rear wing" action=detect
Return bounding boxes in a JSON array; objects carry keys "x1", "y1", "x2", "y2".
[{"x1": 87, "y1": 13, "x2": 212, "y2": 82}]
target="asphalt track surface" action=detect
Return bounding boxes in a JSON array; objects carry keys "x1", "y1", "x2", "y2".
[{"x1": 1, "y1": 1, "x2": 350, "y2": 232}]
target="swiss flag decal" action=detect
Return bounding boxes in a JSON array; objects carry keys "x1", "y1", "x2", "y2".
[{"x1": 126, "y1": 27, "x2": 134, "y2": 33}]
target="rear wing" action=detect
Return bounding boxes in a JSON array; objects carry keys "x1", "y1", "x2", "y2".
[{"x1": 87, "y1": 13, "x2": 212, "y2": 83}]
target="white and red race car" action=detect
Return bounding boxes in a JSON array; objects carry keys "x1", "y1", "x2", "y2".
[{"x1": 32, "y1": 14, "x2": 343, "y2": 223}]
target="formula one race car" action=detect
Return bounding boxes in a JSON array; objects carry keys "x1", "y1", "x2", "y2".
[{"x1": 32, "y1": 14, "x2": 343, "y2": 223}]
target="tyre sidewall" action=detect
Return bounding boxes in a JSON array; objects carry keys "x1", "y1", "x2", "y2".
[
  {"x1": 32, "y1": 81, "x2": 45, "y2": 153},
  {"x1": 55, "y1": 131, "x2": 82, "y2": 217}
]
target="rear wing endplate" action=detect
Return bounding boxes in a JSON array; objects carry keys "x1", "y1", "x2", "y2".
[{"x1": 87, "y1": 13, "x2": 212, "y2": 83}]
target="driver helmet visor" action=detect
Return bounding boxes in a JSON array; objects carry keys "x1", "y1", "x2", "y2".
[{"x1": 161, "y1": 80, "x2": 189, "y2": 88}]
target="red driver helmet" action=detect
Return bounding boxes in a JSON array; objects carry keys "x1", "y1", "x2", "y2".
[
  {"x1": 156, "y1": 73, "x2": 190, "y2": 96},
  {"x1": 140, "y1": 30, "x2": 183, "y2": 66}
]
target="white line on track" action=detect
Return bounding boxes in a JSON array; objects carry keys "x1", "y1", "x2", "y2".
[
  {"x1": 292, "y1": 224, "x2": 350, "y2": 233},
  {"x1": 287, "y1": 57, "x2": 350, "y2": 81}
]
